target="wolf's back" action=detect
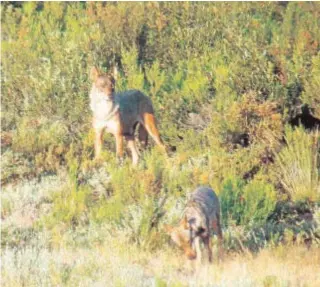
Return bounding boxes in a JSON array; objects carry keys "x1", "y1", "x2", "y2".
[
  {"x1": 191, "y1": 186, "x2": 220, "y2": 215},
  {"x1": 185, "y1": 186, "x2": 220, "y2": 231},
  {"x1": 114, "y1": 90, "x2": 154, "y2": 134},
  {"x1": 115, "y1": 90, "x2": 154, "y2": 115}
]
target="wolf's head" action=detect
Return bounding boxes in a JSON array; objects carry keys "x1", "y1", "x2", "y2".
[
  {"x1": 164, "y1": 216, "x2": 197, "y2": 260},
  {"x1": 90, "y1": 67, "x2": 117, "y2": 97}
]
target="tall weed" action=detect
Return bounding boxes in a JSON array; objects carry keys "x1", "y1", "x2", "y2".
[{"x1": 275, "y1": 126, "x2": 320, "y2": 203}]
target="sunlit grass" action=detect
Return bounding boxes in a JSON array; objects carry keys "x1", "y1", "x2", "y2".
[{"x1": 2, "y1": 230, "x2": 320, "y2": 287}]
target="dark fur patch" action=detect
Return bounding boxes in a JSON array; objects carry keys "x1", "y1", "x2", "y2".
[{"x1": 195, "y1": 227, "x2": 206, "y2": 236}]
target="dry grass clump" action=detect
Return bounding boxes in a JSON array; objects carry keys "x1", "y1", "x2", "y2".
[{"x1": 2, "y1": 231, "x2": 320, "y2": 287}]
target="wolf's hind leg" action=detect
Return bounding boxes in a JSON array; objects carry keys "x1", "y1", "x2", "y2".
[
  {"x1": 115, "y1": 133, "x2": 124, "y2": 161},
  {"x1": 126, "y1": 135, "x2": 139, "y2": 166},
  {"x1": 138, "y1": 124, "x2": 148, "y2": 148},
  {"x1": 143, "y1": 113, "x2": 165, "y2": 151}
]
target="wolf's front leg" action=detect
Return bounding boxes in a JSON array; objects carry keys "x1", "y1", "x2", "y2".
[
  {"x1": 193, "y1": 236, "x2": 202, "y2": 266},
  {"x1": 94, "y1": 127, "x2": 104, "y2": 160},
  {"x1": 203, "y1": 236, "x2": 212, "y2": 263},
  {"x1": 115, "y1": 133, "x2": 124, "y2": 163},
  {"x1": 212, "y1": 215, "x2": 224, "y2": 262}
]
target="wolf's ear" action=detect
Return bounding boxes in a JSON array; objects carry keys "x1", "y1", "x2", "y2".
[
  {"x1": 163, "y1": 224, "x2": 173, "y2": 234},
  {"x1": 90, "y1": 67, "x2": 100, "y2": 82}
]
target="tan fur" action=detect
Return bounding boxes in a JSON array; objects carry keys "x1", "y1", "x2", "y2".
[{"x1": 89, "y1": 67, "x2": 165, "y2": 165}]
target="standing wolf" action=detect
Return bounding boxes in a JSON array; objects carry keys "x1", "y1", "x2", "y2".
[
  {"x1": 89, "y1": 67, "x2": 165, "y2": 165},
  {"x1": 165, "y1": 186, "x2": 223, "y2": 263}
]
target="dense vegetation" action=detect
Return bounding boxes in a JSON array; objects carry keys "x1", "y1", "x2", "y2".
[{"x1": 1, "y1": 2, "x2": 320, "y2": 286}]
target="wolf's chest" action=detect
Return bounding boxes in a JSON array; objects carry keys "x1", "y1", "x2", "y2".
[
  {"x1": 106, "y1": 118, "x2": 120, "y2": 133},
  {"x1": 90, "y1": 95, "x2": 120, "y2": 133},
  {"x1": 91, "y1": 98, "x2": 113, "y2": 119},
  {"x1": 93, "y1": 115, "x2": 120, "y2": 133}
]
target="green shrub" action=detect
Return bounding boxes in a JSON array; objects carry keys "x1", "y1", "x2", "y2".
[
  {"x1": 39, "y1": 149, "x2": 91, "y2": 230},
  {"x1": 145, "y1": 60, "x2": 166, "y2": 98},
  {"x1": 275, "y1": 126, "x2": 320, "y2": 203},
  {"x1": 113, "y1": 194, "x2": 167, "y2": 249},
  {"x1": 220, "y1": 176, "x2": 277, "y2": 228},
  {"x1": 301, "y1": 54, "x2": 320, "y2": 118},
  {"x1": 40, "y1": 184, "x2": 91, "y2": 230},
  {"x1": 121, "y1": 48, "x2": 145, "y2": 92},
  {"x1": 12, "y1": 118, "x2": 68, "y2": 154},
  {"x1": 241, "y1": 178, "x2": 277, "y2": 227},
  {"x1": 219, "y1": 176, "x2": 246, "y2": 227}
]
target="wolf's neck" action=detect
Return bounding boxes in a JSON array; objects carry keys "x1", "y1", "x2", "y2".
[
  {"x1": 90, "y1": 88, "x2": 118, "y2": 120},
  {"x1": 103, "y1": 93, "x2": 117, "y2": 112},
  {"x1": 104, "y1": 92, "x2": 115, "y2": 103}
]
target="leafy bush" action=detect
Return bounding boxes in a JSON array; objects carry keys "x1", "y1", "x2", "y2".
[
  {"x1": 275, "y1": 126, "x2": 320, "y2": 203},
  {"x1": 219, "y1": 176, "x2": 246, "y2": 227},
  {"x1": 241, "y1": 178, "x2": 277, "y2": 227},
  {"x1": 40, "y1": 184, "x2": 91, "y2": 230},
  {"x1": 301, "y1": 54, "x2": 320, "y2": 118},
  {"x1": 220, "y1": 176, "x2": 277, "y2": 228},
  {"x1": 111, "y1": 194, "x2": 167, "y2": 249}
]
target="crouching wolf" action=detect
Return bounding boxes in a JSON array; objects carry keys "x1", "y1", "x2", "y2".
[
  {"x1": 165, "y1": 186, "x2": 223, "y2": 263},
  {"x1": 89, "y1": 67, "x2": 165, "y2": 165}
]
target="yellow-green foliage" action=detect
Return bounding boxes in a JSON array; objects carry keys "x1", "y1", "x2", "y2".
[
  {"x1": 42, "y1": 184, "x2": 91, "y2": 230},
  {"x1": 121, "y1": 48, "x2": 145, "y2": 92},
  {"x1": 145, "y1": 61, "x2": 166, "y2": 98},
  {"x1": 2, "y1": 2, "x2": 320, "y2": 260},
  {"x1": 302, "y1": 54, "x2": 320, "y2": 118},
  {"x1": 12, "y1": 118, "x2": 68, "y2": 154},
  {"x1": 219, "y1": 176, "x2": 277, "y2": 228},
  {"x1": 275, "y1": 126, "x2": 320, "y2": 203}
]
